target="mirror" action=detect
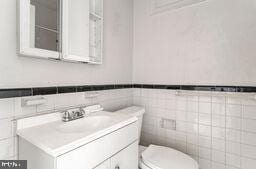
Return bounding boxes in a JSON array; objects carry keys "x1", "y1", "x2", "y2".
[{"x1": 30, "y1": 0, "x2": 60, "y2": 52}]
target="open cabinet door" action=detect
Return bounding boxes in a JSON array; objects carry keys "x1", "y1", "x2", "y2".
[
  {"x1": 62, "y1": 0, "x2": 90, "y2": 63},
  {"x1": 18, "y1": 0, "x2": 60, "y2": 59}
]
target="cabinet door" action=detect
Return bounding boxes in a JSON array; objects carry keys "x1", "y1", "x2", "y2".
[
  {"x1": 94, "y1": 160, "x2": 110, "y2": 169},
  {"x1": 88, "y1": 0, "x2": 103, "y2": 64},
  {"x1": 110, "y1": 141, "x2": 138, "y2": 169},
  {"x1": 62, "y1": 0, "x2": 90, "y2": 62},
  {"x1": 57, "y1": 122, "x2": 138, "y2": 169},
  {"x1": 18, "y1": 0, "x2": 60, "y2": 59}
]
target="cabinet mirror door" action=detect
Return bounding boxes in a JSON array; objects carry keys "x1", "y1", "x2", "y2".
[
  {"x1": 19, "y1": 0, "x2": 61, "y2": 59},
  {"x1": 62, "y1": 0, "x2": 90, "y2": 63}
]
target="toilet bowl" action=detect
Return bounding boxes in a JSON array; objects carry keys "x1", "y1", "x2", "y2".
[
  {"x1": 139, "y1": 145, "x2": 198, "y2": 169},
  {"x1": 114, "y1": 106, "x2": 199, "y2": 169}
]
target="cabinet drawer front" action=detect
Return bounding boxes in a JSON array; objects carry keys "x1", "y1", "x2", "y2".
[
  {"x1": 111, "y1": 141, "x2": 138, "y2": 169},
  {"x1": 57, "y1": 121, "x2": 138, "y2": 169},
  {"x1": 94, "y1": 160, "x2": 110, "y2": 169}
]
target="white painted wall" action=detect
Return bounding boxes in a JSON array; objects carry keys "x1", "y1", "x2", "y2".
[
  {"x1": 133, "y1": 0, "x2": 256, "y2": 86},
  {"x1": 0, "y1": 0, "x2": 133, "y2": 88},
  {"x1": 2, "y1": 0, "x2": 256, "y2": 88}
]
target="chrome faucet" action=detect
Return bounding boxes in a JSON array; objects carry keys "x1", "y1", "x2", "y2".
[
  {"x1": 62, "y1": 105, "x2": 103, "y2": 122},
  {"x1": 62, "y1": 108, "x2": 85, "y2": 122}
]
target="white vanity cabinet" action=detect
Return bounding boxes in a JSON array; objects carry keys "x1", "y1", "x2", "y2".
[
  {"x1": 110, "y1": 141, "x2": 138, "y2": 169},
  {"x1": 94, "y1": 160, "x2": 110, "y2": 169},
  {"x1": 19, "y1": 121, "x2": 138, "y2": 169},
  {"x1": 18, "y1": 0, "x2": 103, "y2": 64},
  {"x1": 94, "y1": 141, "x2": 138, "y2": 169}
]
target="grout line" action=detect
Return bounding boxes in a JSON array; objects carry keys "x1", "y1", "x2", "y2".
[
  {"x1": 185, "y1": 96, "x2": 188, "y2": 154},
  {"x1": 184, "y1": 138, "x2": 256, "y2": 160},
  {"x1": 169, "y1": 118, "x2": 256, "y2": 135},
  {"x1": 0, "y1": 136, "x2": 14, "y2": 142},
  {"x1": 210, "y1": 94, "x2": 213, "y2": 169},
  {"x1": 197, "y1": 94, "x2": 200, "y2": 163},
  {"x1": 240, "y1": 104, "x2": 243, "y2": 168},
  {"x1": 0, "y1": 116, "x2": 15, "y2": 121},
  {"x1": 13, "y1": 135, "x2": 16, "y2": 160},
  {"x1": 224, "y1": 95, "x2": 227, "y2": 168},
  {"x1": 198, "y1": 156, "x2": 241, "y2": 169}
]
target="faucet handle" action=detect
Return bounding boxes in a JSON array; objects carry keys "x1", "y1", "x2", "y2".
[
  {"x1": 62, "y1": 111, "x2": 71, "y2": 122},
  {"x1": 73, "y1": 109, "x2": 83, "y2": 118},
  {"x1": 62, "y1": 108, "x2": 85, "y2": 122},
  {"x1": 80, "y1": 107, "x2": 90, "y2": 117},
  {"x1": 79, "y1": 107, "x2": 85, "y2": 115}
]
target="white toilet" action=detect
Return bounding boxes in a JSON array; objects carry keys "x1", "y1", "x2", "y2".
[{"x1": 114, "y1": 106, "x2": 199, "y2": 169}]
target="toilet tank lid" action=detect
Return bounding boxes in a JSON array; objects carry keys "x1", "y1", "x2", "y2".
[
  {"x1": 142, "y1": 145, "x2": 199, "y2": 169},
  {"x1": 114, "y1": 106, "x2": 145, "y2": 117}
]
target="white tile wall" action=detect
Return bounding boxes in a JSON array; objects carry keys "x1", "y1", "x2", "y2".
[
  {"x1": 0, "y1": 98, "x2": 14, "y2": 119},
  {"x1": 133, "y1": 88, "x2": 256, "y2": 169},
  {"x1": 0, "y1": 87, "x2": 256, "y2": 169},
  {"x1": 0, "y1": 89, "x2": 133, "y2": 160},
  {"x1": 0, "y1": 138, "x2": 14, "y2": 159}
]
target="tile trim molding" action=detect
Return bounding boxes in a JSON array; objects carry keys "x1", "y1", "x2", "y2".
[
  {"x1": 0, "y1": 85, "x2": 132, "y2": 99},
  {"x1": 133, "y1": 84, "x2": 256, "y2": 93},
  {"x1": 0, "y1": 84, "x2": 256, "y2": 99}
]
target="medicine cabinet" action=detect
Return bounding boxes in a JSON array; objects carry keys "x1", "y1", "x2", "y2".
[{"x1": 18, "y1": 0, "x2": 103, "y2": 64}]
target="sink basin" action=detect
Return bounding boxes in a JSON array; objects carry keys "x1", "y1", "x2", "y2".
[{"x1": 57, "y1": 115, "x2": 112, "y2": 133}]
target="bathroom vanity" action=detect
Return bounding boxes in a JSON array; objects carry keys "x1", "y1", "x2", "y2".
[{"x1": 17, "y1": 111, "x2": 138, "y2": 169}]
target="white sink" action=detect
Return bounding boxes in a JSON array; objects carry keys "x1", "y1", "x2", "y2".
[
  {"x1": 57, "y1": 115, "x2": 112, "y2": 133},
  {"x1": 16, "y1": 111, "x2": 137, "y2": 156}
]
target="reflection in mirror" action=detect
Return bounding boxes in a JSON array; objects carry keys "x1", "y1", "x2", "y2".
[{"x1": 30, "y1": 0, "x2": 60, "y2": 52}]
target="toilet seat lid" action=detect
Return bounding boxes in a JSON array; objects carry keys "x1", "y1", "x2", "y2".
[{"x1": 141, "y1": 145, "x2": 198, "y2": 169}]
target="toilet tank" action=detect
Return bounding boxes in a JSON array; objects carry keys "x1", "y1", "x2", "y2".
[{"x1": 114, "y1": 106, "x2": 145, "y2": 142}]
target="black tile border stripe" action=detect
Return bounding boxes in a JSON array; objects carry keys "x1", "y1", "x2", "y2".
[
  {"x1": 33, "y1": 87, "x2": 57, "y2": 96},
  {"x1": 58, "y1": 86, "x2": 77, "y2": 94},
  {"x1": 1, "y1": 84, "x2": 256, "y2": 99},
  {"x1": 133, "y1": 84, "x2": 256, "y2": 93},
  {"x1": 0, "y1": 88, "x2": 32, "y2": 99},
  {"x1": 132, "y1": 84, "x2": 256, "y2": 94}
]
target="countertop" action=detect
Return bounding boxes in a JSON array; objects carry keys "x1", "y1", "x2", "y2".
[{"x1": 17, "y1": 111, "x2": 137, "y2": 157}]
